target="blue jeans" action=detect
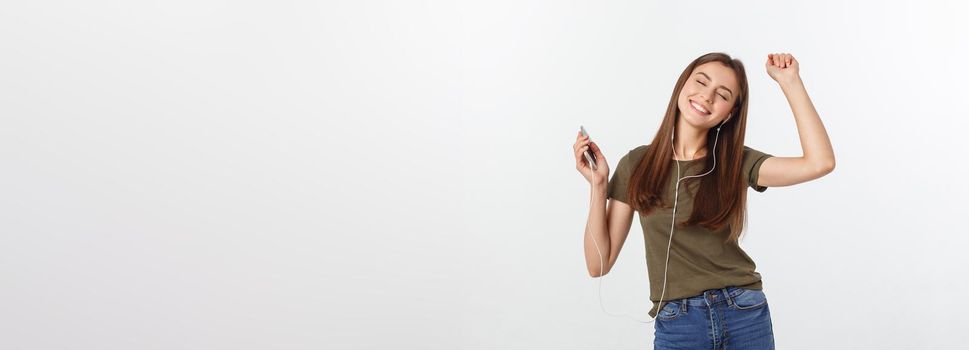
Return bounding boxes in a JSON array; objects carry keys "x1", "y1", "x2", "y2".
[{"x1": 653, "y1": 285, "x2": 775, "y2": 349}]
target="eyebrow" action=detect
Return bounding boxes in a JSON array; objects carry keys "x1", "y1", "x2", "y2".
[{"x1": 696, "y1": 72, "x2": 734, "y2": 97}]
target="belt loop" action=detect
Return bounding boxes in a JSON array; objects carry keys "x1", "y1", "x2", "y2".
[
  {"x1": 722, "y1": 287, "x2": 733, "y2": 307},
  {"x1": 680, "y1": 298, "x2": 688, "y2": 312}
]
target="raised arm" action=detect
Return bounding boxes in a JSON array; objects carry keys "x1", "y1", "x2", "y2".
[{"x1": 756, "y1": 53, "x2": 836, "y2": 188}]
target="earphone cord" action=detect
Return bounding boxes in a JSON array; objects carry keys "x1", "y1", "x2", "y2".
[{"x1": 585, "y1": 121, "x2": 724, "y2": 324}]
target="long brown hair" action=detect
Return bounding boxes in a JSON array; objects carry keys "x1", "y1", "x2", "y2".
[{"x1": 625, "y1": 52, "x2": 752, "y2": 244}]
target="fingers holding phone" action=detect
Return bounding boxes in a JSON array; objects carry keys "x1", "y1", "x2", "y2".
[{"x1": 574, "y1": 127, "x2": 609, "y2": 185}]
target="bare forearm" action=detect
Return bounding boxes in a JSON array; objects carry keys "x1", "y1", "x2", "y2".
[
  {"x1": 778, "y1": 77, "x2": 836, "y2": 169},
  {"x1": 583, "y1": 183, "x2": 610, "y2": 277}
]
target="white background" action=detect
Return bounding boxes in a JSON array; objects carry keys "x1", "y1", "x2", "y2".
[{"x1": 2, "y1": 1, "x2": 967, "y2": 349}]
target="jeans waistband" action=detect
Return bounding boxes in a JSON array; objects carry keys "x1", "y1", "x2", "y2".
[{"x1": 669, "y1": 285, "x2": 749, "y2": 308}]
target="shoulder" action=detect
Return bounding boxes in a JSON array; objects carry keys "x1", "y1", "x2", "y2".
[
  {"x1": 621, "y1": 144, "x2": 651, "y2": 163},
  {"x1": 742, "y1": 145, "x2": 767, "y2": 154},
  {"x1": 740, "y1": 145, "x2": 773, "y2": 175},
  {"x1": 740, "y1": 145, "x2": 773, "y2": 192},
  {"x1": 630, "y1": 144, "x2": 651, "y2": 158},
  {"x1": 741, "y1": 145, "x2": 773, "y2": 160},
  {"x1": 614, "y1": 144, "x2": 649, "y2": 174}
]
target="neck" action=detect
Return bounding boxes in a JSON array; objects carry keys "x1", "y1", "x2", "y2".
[{"x1": 672, "y1": 117, "x2": 709, "y2": 160}]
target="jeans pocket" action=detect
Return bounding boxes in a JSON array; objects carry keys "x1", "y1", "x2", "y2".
[
  {"x1": 657, "y1": 301, "x2": 683, "y2": 321},
  {"x1": 731, "y1": 288, "x2": 768, "y2": 310}
]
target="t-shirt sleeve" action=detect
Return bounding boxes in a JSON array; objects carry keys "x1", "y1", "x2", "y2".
[
  {"x1": 742, "y1": 146, "x2": 774, "y2": 193},
  {"x1": 607, "y1": 151, "x2": 633, "y2": 204}
]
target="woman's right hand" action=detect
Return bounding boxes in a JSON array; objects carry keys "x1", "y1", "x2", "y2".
[{"x1": 574, "y1": 131, "x2": 609, "y2": 186}]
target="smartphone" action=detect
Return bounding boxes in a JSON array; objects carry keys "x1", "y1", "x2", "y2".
[{"x1": 579, "y1": 125, "x2": 597, "y2": 170}]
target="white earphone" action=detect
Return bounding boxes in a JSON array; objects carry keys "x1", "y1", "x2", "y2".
[{"x1": 586, "y1": 116, "x2": 727, "y2": 324}]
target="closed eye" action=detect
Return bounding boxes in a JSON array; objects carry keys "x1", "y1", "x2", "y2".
[{"x1": 696, "y1": 80, "x2": 728, "y2": 100}]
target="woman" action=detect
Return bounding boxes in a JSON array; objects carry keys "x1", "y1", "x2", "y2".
[{"x1": 572, "y1": 52, "x2": 835, "y2": 349}]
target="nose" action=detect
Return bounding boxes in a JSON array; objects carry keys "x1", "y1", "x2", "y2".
[
  {"x1": 699, "y1": 93, "x2": 713, "y2": 104},
  {"x1": 701, "y1": 87, "x2": 716, "y2": 103}
]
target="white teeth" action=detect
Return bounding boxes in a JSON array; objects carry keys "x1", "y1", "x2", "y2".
[{"x1": 690, "y1": 101, "x2": 709, "y2": 114}]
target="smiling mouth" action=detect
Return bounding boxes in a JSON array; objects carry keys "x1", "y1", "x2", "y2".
[{"x1": 689, "y1": 100, "x2": 711, "y2": 116}]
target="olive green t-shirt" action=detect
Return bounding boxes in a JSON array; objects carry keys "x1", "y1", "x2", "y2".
[{"x1": 606, "y1": 144, "x2": 773, "y2": 318}]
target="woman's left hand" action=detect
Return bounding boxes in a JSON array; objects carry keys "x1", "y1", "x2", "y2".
[{"x1": 766, "y1": 53, "x2": 800, "y2": 83}]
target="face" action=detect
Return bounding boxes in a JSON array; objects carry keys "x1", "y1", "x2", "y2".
[{"x1": 677, "y1": 62, "x2": 740, "y2": 129}]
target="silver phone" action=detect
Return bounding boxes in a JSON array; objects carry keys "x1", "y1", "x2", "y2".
[{"x1": 579, "y1": 125, "x2": 597, "y2": 170}]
